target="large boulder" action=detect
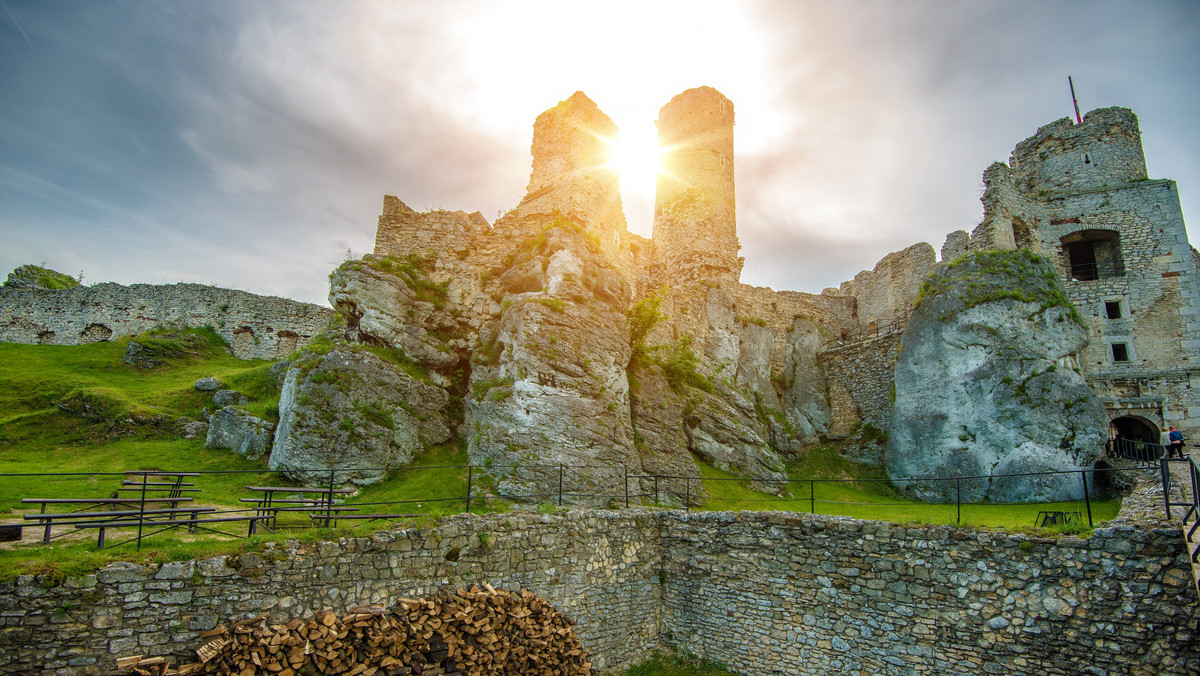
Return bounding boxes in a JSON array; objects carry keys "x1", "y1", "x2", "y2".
[
  {"x1": 269, "y1": 347, "x2": 450, "y2": 485},
  {"x1": 205, "y1": 407, "x2": 274, "y2": 460},
  {"x1": 886, "y1": 250, "x2": 1107, "y2": 503},
  {"x1": 467, "y1": 298, "x2": 637, "y2": 506}
]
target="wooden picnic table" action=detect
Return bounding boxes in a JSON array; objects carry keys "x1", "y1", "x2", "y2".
[
  {"x1": 244, "y1": 486, "x2": 356, "y2": 530},
  {"x1": 19, "y1": 497, "x2": 197, "y2": 544}
]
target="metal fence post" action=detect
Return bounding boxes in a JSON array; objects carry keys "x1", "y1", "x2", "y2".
[
  {"x1": 810, "y1": 480, "x2": 815, "y2": 514},
  {"x1": 1081, "y1": 470, "x2": 1093, "y2": 527},
  {"x1": 956, "y1": 478, "x2": 961, "y2": 525},
  {"x1": 654, "y1": 476, "x2": 659, "y2": 506},
  {"x1": 136, "y1": 472, "x2": 148, "y2": 551},
  {"x1": 325, "y1": 468, "x2": 335, "y2": 528},
  {"x1": 557, "y1": 464, "x2": 564, "y2": 507},
  {"x1": 1161, "y1": 457, "x2": 1172, "y2": 519},
  {"x1": 685, "y1": 477, "x2": 691, "y2": 512},
  {"x1": 624, "y1": 467, "x2": 629, "y2": 509},
  {"x1": 466, "y1": 465, "x2": 473, "y2": 514}
]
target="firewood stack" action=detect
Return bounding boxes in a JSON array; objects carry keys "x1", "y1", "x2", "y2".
[{"x1": 105, "y1": 584, "x2": 593, "y2": 676}]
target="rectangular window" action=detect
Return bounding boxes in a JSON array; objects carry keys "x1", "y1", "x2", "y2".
[
  {"x1": 1111, "y1": 343, "x2": 1130, "y2": 363},
  {"x1": 1105, "y1": 301, "x2": 1122, "y2": 319}
]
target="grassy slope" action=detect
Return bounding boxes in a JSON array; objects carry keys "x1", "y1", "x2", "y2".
[{"x1": 0, "y1": 338, "x2": 1119, "y2": 583}]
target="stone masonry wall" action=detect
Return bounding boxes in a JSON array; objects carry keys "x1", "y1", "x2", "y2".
[
  {"x1": 819, "y1": 332, "x2": 901, "y2": 437},
  {"x1": 661, "y1": 511, "x2": 1198, "y2": 676},
  {"x1": 2, "y1": 509, "x2": 1196, "y2": 675},
  {"x1": 0, "y1": 283, "x2": 333, "y2": 360},
  {"x1": 839, "y1": 243, "x2": 936, "y2": 328},
  {"x1": 1009, "y1": 107, "x2": 1147, "y2": 194},
  {"x1": 0, "y1": 511, "x2": 664, "y2": 675}
]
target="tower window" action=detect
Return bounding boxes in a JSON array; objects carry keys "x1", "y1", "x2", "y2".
[
  {"x1": 1111, "y1": 343, "x2": 1130, "y2": 363},
  {"x1": 1104, "y1": 301, "x2": 1122, "y2": 319},
  {"x1": 1060, "y1": 229, "x2": 1124, "y2": 280}
]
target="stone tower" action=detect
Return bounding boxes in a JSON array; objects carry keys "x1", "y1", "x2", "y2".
[
  {"x1": 652, "y1": 86, "x2": 742, "y2": 284},
  {"x1": 509, "y1": 91, "x2": 628, "y2": 262}
]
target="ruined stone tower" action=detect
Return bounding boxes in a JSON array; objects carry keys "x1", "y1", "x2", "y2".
[
  {"x1": 510, "y1": 91, "x2": 628, "y2": 262},
  {"x1": 652, "y1": 86, "x2": 742, "y2": 284}
]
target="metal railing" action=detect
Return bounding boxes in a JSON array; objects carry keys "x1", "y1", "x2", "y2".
[
  {"x1": 1069, "y1": 261, "x2": 1125, "y2": 281},
  {"x1": 1111, "y1": 437, "x2": 1167, "y2": 465},
  {"x1": 1, "y1": 462, "x2": 1128, "y2": 551}
]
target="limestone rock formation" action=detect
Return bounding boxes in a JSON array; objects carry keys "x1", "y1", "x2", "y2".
[
  {"x1": 269, "y1": 347, "x2": 450, "y2": 485},
  {"x1": 328, "y1": 255, "x2": 461, "y2": 378},
  {"x1": 212, "y1": 389, "x2": 248, "y2": 407},
  {"x1": 466, "y1": 221, "x2": 637, "y2": 504},
  {"x1": 779, "y1": 318, "x2": 832, "y2": 441},
  {"x1": 886, "y1": 251, "x2": 1107, "y2": 503},
  {"x1": 123, "y1": 341, "x2": 167, "y2": 369},
  {"x1": 205, "y1": 407, "x2": 274, "y2": 460},
  {"x1": 194, "y1": 377, "x2": 223, "y2": 392}
]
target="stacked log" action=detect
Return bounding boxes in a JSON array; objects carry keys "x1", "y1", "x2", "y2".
[{"x1": 106, "y1": 585, "x2": 592, "y2": 676}]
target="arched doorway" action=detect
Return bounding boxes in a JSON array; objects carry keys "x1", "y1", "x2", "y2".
[{"x1": 1108, "y1": 415, "x2": 1162, "y2": 462}]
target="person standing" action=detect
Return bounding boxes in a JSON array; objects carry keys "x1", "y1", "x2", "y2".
[{"x1": 1168, "y1": 426, "x2": 1185, "y2": 458}]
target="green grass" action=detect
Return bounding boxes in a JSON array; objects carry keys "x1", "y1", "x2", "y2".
[
  {"x1": 617, "y1": 650, "x2": 740, "y2": 676},
  {"x1": 694, "y1": 443, "x2": 1119, "y2": 530},
  {"x1": 0, "y1": 337, "x2": 1122, "y2": 582}
]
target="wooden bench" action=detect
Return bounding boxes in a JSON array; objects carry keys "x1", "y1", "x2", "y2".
[
  {"x1": 74, "y1": 514, "x2": 273, "y2": 549},
  {"x1": 19, "y1": 498, "x2": 197, "y2": 544}
]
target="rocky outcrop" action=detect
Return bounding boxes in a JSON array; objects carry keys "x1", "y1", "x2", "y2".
[
  {"x1": 205, "y1": 407, "x2": 274, "y2": 460},
  {"x1": 886, "y1": 250, "x2": 1107, "y2": 503},
  {"x1": 269, "y1": 347, "x2": 450, "y2": 485},
  {"x1": 779, "y1": 317, "x2": 831, "y2": 441},
  {"x1": 467, "y1": 220, "x2": 638, "y2": 505},
  {"x1": 328, "y1": 256, "x2": 461, "y2": 378}
]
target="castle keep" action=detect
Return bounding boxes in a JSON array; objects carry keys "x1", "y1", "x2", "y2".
[{"x1": 362, "y1": 89, "x2": 1199, "y2": 463}]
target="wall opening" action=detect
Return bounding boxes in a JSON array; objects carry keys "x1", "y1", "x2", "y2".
[
  {"x1": 1060, "y1": 229, "x2": 1124, "y2": 280},
  {"x1": 1104, "y1": 301, "x2": 1123, "y2": 319},
  {"x1": 1110, "y1": 415, "x2": 1161, "y2": 445},
  {"x1": 79, "y1": 323, "x2": 113, "y2": 344},
  {"x1": 1111, "y1": 342, "x2": 1130, "y2": 363},
  {"x1": 1012, "y1": 217, "x2": 1035, "y2": 250}
]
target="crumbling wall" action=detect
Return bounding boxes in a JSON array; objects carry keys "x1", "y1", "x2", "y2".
[
  {"x1": 818, "y1": 332, "x2": 901, "y2": 437},
  {"x1": 0, "y1": 283, "x2": 332, "y2": 360},
  {"x1": 839, "y1": 243, "x2": 936, "y2": 329},
  {"x1": 1009, "y1": 107, "x2": 1147, "y2": 194}
]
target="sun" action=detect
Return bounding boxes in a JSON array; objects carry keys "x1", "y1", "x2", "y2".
[{"x1": 604, "y1": 132, "x2": 664, "y2": 186}]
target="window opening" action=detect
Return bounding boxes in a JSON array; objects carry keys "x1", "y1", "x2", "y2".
[
  {"x1": 1061, "y1": 230, "x2": 1124, "y2": 281},
  {"x1": 1104, "y1": 301, "x2": 1122, "y2": 319},
  {"x1": 1111, "y1": 343, "x2": 1130, "y2": 363}
]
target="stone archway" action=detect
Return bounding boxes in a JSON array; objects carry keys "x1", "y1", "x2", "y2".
[{"x1": 1109, "y1": 415, "x2": 1162, "y2": 462}]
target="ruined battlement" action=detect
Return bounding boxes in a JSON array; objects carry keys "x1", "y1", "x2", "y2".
[
  {"x1": 1010, "y1": 106, "x2": 1147, "y2": 194},
  {"x1": 653, "y1": 86, "x2": 742, "y2": 285},
  {"x1": 373, "y1": 196, "x2": 490, "y2": 260}
]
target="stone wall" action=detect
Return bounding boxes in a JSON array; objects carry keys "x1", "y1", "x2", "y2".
[
  {"x1": 839, "y1": 243, "x2": 936, "y2": 328},
  {"x1": 1009, "y1": 107, "x2": 1147, "y2": 194},
  {"x1": 2, "y1": 508, "x2": 1196, "y2": 675},
  {"x1": 0, "y1": 283, "x2": 333, "y2": 360},
  {"x1": 819, "y1": 332, "x2": 901, "y2": 437},
  {"x1": 661, "y1": 510, "x2": 1197, "y2": 676}
]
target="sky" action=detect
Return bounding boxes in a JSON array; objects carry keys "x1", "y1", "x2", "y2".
[{"x1": 1, "y1": 0, "x2": 1198, "y2": 306}]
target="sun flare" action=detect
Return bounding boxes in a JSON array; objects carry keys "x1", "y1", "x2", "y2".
[{"x1": 605, "y1": 134, "x2": 664, "y2": 185}]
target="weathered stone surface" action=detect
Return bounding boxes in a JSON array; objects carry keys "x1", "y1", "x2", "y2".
[
  {"x1": 270, "y1": 348, "x2": 449, "y2": 485},
  {"x1": 173, "y1": 417, "x2": 208, "y2": 440},
  {"x1": 121, "y1": 341, "x2": 165, "y2": 369},
  {"x1": 2, "y1": 503, "x2": 1195, "y2": 676},
  {"x1": 0, "y1": 282, "x2": 330, "y2": 360},
  {"x1": 204, "y1": 407, "x2": 274, "y2": 460},
  {"x1": 628, "y1": 363, "x2": 704, "y2": 505},
  {"x1": 211, "y1": 389, "x2": 247, "y2": 407},
  {"x1": 887, "y1": 251, "x2": 1107, "y2": 502},
  {"x1": 685, "y1": 386, "x2": 786, "y2": 492},
  {"x1": 468, "y1": 298, "x2": 636, "y2": 505},
  {"x1": 780, "y1": 317, "x2": 831, "y2": 441},
  {"x1": 328, "y1": 256, "x2": 459, "y2": 375},
  {"x1": 194, "y1": 377, "x2": 222, "y2": 392}
]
